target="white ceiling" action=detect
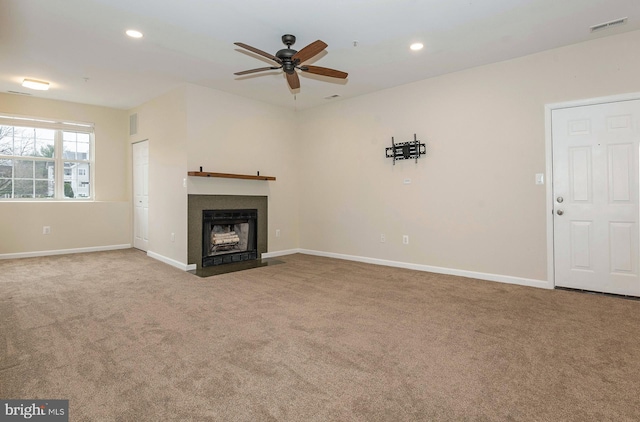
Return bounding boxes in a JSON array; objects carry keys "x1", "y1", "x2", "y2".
[{"x1": 0, "y1": 0, "x2": 638, "y2": 111}]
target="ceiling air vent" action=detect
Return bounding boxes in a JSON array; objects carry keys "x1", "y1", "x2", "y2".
[
  {"x1": 324, "y1": 94, "x2": 340, "y2": 100},
  {"x1": 590, "y1": 17, "x2": 627, "y2": 33},
  {"x1": 7, "y1": 90, "x2": 31, "y2": 96}
]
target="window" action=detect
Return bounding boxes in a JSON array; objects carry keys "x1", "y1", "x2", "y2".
[{"x1": 0, "y1": 115, "x2": 93, "y2": 200}]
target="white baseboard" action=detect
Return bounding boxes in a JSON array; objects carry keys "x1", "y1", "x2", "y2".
[
  {"x1": 0, "y1": 244, "x2": 132, "y2": 260},
  {"x1": 269, "y1": 248, "x2": 551, "y2": 290},
  {"x1": 146, "y1": 250, "x2": 196, "y2": 272},
  {"x1": 262, "y1": 249, "x2": 301, "y2": 259}
]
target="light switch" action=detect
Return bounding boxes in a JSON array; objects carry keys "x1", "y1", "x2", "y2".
[{"x1": 535, "y1": 174, "x2": 544, "y2": 185}]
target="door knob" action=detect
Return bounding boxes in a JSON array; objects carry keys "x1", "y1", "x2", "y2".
[
  {"x1": 556, "y1": 196, "x2": 564, "y2": 203},
  {"x1": 557, "y1": 209, "x2": 564, "y2": 216}
]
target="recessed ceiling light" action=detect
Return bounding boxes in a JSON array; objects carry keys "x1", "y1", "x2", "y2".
[
  {"x1": 126, "y1": 29, "x2": 143, "y2": 38},
  {"x1": 22, "y1": 78, "x2": 50, "y2": 91},
  {"x1": 410, "y1": 43, "x2": 424, "y2": 51}
]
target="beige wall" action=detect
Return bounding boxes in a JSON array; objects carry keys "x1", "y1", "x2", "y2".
[
  {"x1": 0, "y1": 93, "x2": 130, "y2": 255},
  {"x1": 129, "y1": 84, "x2": 298, "y2": 267},
  {"x1": 4, "y1": 29, "x2": 639, "y2": 282},
  {"x1": 129, "y1": 86, "x2": 188, "y2": 265},
  {"x1": 297, "y1": 29, "x2": 640, "y2": 282},
  {"x1": 185, "y1": 84, "x2": 299, "y2": 255}
]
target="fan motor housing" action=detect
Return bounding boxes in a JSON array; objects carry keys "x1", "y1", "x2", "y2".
[
  {"x1": 276, "y1": 48, "x2": 297, "y2": 60},
  {"x1": 282, "y1": 62, "x2": 296, "y2": 74}
]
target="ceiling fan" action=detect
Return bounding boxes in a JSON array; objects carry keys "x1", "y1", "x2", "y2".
[{"x1": 234, "y1": 34, "x2": 348, "y2": 90}]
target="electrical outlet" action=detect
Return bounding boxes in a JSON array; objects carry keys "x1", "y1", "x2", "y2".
[
  {"x1": 43, "y1": 226, "x2": 50, "y2": 235},
  {"x1": 403, "y1": 235, "x2": 409, "y2": 245},
  {"x1": 276, "y1": 229, "x2": 281, "y2": 238},
  {"x1": 380, "y1": 233, "x2": 386, "y2": 243}
]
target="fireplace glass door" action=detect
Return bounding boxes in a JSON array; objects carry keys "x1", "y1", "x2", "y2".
[{"x1": 202, "y1": 209, "x2": 257, "y2": 267}]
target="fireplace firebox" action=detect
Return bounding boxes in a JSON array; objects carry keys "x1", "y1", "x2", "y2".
[{"x1": 202, "y1": 209, "x2": 257, "y2": 267}]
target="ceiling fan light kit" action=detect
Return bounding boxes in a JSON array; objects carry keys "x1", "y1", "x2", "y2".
[{"x1": 234, "y1": 34, "x2": 348, "y2": 91}]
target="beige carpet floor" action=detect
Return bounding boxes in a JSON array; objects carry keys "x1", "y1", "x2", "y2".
[{"x1": 1, "y1": 249, "x2": 640, "y2": 421}]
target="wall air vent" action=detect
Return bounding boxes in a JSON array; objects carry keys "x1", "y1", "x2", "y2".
[
  {"x1": 590, "y1": 17, "x2": 627, "y2": 33},
  {"x1": 129, "y1": 113, "x2": 138, "y2": 136},
  {"x1": 7, "y1": 90, "x2": 31, "y2": 96}
]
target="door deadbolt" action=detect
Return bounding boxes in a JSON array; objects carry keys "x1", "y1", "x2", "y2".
[
  {"x1": 556, "y1": 196, "x2": 564, "y2": 203},
  {"x1": 556, "y1": 209, "x2": 564, "y2": 216}
]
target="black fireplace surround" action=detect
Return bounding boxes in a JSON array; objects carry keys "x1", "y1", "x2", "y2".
[{"x1": 202, "y1": 209, "x2": 257, "y2": 267}]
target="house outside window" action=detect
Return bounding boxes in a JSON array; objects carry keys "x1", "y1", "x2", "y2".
[{"x1": 0, "y1": 114, "x2": 93, "y2": 200}]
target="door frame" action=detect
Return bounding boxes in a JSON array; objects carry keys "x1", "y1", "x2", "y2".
[{"x1": 545, "y1": 92, "x2": 640, "y2": 288}]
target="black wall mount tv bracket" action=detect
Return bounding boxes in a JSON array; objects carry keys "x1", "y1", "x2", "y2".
[{"x1": 385, "y1": 134, "x2": 426, "y2": 165}]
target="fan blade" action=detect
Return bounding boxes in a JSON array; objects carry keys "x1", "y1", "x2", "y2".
[
  {"x1": 234, "y1": 42, "x2": 281, "y2": 63},
  {"x1": 286, "y1": 72, "x2": 300, "y2": 90},
  {"x1": 301, "y1": 65, "x2": 348, "y2": 79},
  {"x1": 234, "y1": 67, "x2": 281, "y2": 76},
  {"x1": 292, "y1": 40, "x2": 327, "y2": 63}
]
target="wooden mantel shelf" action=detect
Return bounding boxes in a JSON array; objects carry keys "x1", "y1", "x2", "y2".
[{"x1": 187, "y1": 171, "x2": 276, "y2": 181}]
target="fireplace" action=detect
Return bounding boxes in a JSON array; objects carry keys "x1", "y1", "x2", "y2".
[
  {"x1": 188, "y1": 195, "x2": 267, "y2": 270},
  {"x1": 202, "y1": 209, "x2": 258, "y2": 267}
]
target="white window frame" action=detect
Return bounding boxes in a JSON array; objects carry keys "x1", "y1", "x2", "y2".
[{"x1": 0, "y1": 113, "x2": 94, "y2": 200}]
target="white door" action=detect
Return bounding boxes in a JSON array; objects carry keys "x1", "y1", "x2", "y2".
[
  {"x1": 133, "y1": 140, "x2": 149, "y2": 251},
  {"x1": 552, "y1": 99, "x2": 640, "y2": 296}
]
